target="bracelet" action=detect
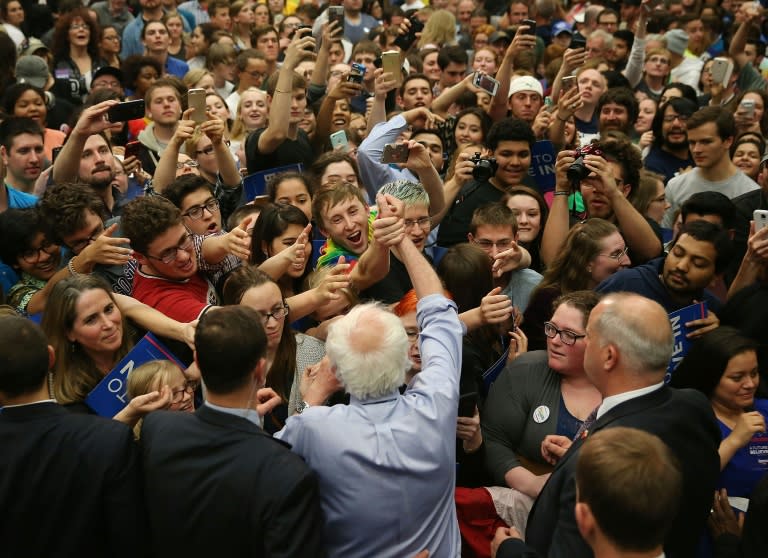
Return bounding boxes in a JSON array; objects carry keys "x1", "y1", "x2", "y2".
[
  {"x1": 274, "y1": 88, "x2": 292, "y2": 94},
  {"x1": 67, "y1": 257, "x2": 84, "y2": 276},
  {"x1": 556, "y1": 115, "x2": 569, "y2": 122},
  {"x1": 554, "y1": 191, "x2": 570, "y2": 197}
]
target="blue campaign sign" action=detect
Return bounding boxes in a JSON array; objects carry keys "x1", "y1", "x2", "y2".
[
  {"x1": 243, "y1": 163, "x2": 304, "y2": 201},
  {"x1": 665, "y1": 301, "x2": 707, "y2": 383},
  {"x1": 528, "y1": 140, "x2": 557, "y2": 193},
  {"x1": 85, "y1": 333, "x2": 188, "y2": 417}
]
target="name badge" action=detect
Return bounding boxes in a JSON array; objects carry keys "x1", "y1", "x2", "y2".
[{"x1": 533, "y1": 405, "x2": 550, "y2": 424}]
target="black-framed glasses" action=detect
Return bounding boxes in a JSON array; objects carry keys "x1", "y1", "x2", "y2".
[
  {"x1": 68, "y1": 222, "x2": 105, "y2": 254},
  {"x1": 146, "y1": 233, "x2": 194, "y2": 264},
  {"x1": 472, "y1": 238, "x2": 513, "y2": 251},
  {"x1": 182, "y1": 199, "x2": 219, "y2": 220},
  {"x1": 544, "y1": 322, "x2": 586, "y2": 345},
  {"x1": 21, "y1": 240, "x2": 58, "y2": 263},
  {"x1": 170, "y1": 381, "x2": 198, "y2": 403},
  {"x1": 404, "y1": 216, "x2": 431, "y2": 229},
  {"x1": 598, "y1": 245, "x2": 629, "y2": 261},
  {"x1": 244, "y1": 70, "x2": 267, "y2": 80},
  {"x1": 176, "y1": 160, "x2": 200, "y2": 170},
  {"x1": 662, "y1": 113, "x2": 690, "y2": 123},
  {"x1": 259, "y1": 303, "x2": 289, "y2": 324}
]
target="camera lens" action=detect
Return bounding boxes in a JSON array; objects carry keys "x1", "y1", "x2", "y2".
[{"x1": 567, "y1": 155, "x2": 589, "y2": 183}]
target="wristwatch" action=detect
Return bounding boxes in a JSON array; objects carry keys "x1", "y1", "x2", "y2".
[{"x1": 296, "y1": 401, "x2": 311, "y2": 414}]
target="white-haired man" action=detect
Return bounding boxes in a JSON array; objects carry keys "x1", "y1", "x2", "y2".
[{"x1": 275, "y1": 194, "x2": 464, "y2": 558}]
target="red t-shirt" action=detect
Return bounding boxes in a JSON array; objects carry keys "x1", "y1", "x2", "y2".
[{"x1": 132, "y1": 269, "x2": 217, "y2": 322}]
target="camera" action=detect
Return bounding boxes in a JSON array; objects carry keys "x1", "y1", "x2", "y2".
[
  {"x1": 347, "y1": 62, "x2": 366, "y2": 84},
  {"x1": 470, "y1": 152, "x2": 498, "y2": 182},
  {"x1": 567, "y1": 143, "x2": 604, "y2": 183}
]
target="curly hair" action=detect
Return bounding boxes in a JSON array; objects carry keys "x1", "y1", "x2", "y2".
[
  {"x1": 121, "y1": 55, "x2": 163, "y2": 91},
  {"x1": 38, "y1": 183, "x2": 108, "y2": 245},
  {"x1": 597, "y1": 133, "x2": 642, "y2": 197},
  {"x1": 51, "y1": 8, "x2": 101, "y2": 63},
  {"x1": 121, "y1": 196, "x2": 183, "y2": 255}
]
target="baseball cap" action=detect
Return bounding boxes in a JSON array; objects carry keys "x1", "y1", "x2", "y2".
[
  {"x1": 552, "y1": 21, "x2": 572, "y2": 37},
  {"x1": 92, "y1": 66, "x2": 125, "y2": 85},
  {"x1": 15, "y1": 55, "x2": 49, "y2": 89},
  {"x1": 509, "y1": 75, "x2": 543, "y2": 98},
  {"x1": 489, "y1": 31, "x2": 511, "y2": 44},
  {"x1": 21, "y1": 37, "x2": 49, "y2": 57}
]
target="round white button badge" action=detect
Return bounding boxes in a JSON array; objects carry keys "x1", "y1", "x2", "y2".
[{"x1": 533, "y1": 405, "x2": 550, "y2": 424}]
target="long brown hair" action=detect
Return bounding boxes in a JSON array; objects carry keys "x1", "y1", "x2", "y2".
[
  {"x1": 535, "y1": 218, "x2": 619, "y2": 294},
  {"x1": 42, "y1": 276, "x2": 131, "y2": 404},
  {"x1": 221, "y1": 266, "x2": 297, "y2": 402}
]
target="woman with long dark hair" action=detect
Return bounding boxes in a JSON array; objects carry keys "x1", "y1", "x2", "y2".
[{"x1": 51, "y1": 8, "x2": 106, "y2": 105}]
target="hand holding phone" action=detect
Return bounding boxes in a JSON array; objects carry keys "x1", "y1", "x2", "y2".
[
  {"x1": 107, "y1": 100, "x2": 146, "y2": 122},
  {"x1": 381, "y1": 143, "x2": 410, "y2": 164},
  {"x1": 473, "y1": 72, "x2": 500, "y2": 96}
]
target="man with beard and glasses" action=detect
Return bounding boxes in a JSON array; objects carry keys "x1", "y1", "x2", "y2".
[
  {"x1": 644, "y1": 98, "x2": 697, "y2": 185},
  {"x1": 52, "y1": 100, "x2": 127, "y2": 218}
]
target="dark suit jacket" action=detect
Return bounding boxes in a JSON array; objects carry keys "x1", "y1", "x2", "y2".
[
  {"x1": 0, "y1": 401, "x2": 145, "y2": 558},
  {"x1": 140, "y1": 405, "x2": 326, "y2": 558},
  {"x1": 524, "y1": 386, "x2": 721, "y2": 558}
]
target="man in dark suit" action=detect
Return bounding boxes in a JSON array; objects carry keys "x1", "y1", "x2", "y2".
[
  {"x1": 493, "y1": 293, "x2": 721, "y2": 558},
  {"x1": 140, "y1": 306, "x2": 326, "y2": 557},
  {"x1": 0, "y1": 315, "x2": 145, "y2": 558}
]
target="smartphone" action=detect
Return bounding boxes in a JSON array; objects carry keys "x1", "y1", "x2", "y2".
[
  {"x1": 107, "y1": 99, "x2": 145, "y2": 122},
  {"x1": 458, "y1": 392, "x2": 478, "y2": 417},
  {"x1": 330, "y1": 130, "x2": 348, "y2": 152},
  {"x1": 328, "y1": 6, "x2": 344, "y2": 34},
  {"x1": 51, "y1": 146, "x2": 63, "y2": 164},
  {"x1": 124, "y1": 140, "x2": 141, "y2": 160},
  {"x1": 381, "y1": 143, "x2": 410, "y2": 164},
  {"x1": 569, "y1": 36, "x2": 586, "y2": 50},
  {"x1": 381, "y1": 50, "x2": 402, "y2": 85},
  {"x1": 521, "y1": 19, "x2": 536, "y2": 35},
  {"x1": 710, "y1": 57, "x2": 734, "y2": 85},
  {"x1": 394, "y1": 13, "x2": 423, "y2": 51},
  {"x1": 754, "y1": 209, "x2": 768, "y2": 232},
  {"x1": 347, "y1": 62, "x2": 367, "y2": 84},
  {"x1": 473, "y1": 72, "x2": 499, "y2": 97},
  {"x1": 740, "y1": 99, "x2": 756, "y2": 118},
  {"x1": 562, "y1": 75, "x2": 578, "y2": 93},
  {"x1": 188, "y1": 88, "x2": 207, "y2": 124}
]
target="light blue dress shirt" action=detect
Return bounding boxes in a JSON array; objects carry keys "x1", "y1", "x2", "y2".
[{"x1": 276, "y1": 294, "x2": 464, "y2": 558}]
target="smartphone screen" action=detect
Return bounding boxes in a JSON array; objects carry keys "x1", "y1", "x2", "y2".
[{"x1": 188, "y1": 88, "x2": 207, "y2": 123}]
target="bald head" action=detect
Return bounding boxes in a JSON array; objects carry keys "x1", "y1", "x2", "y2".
[
  {"x1": 325, "y1": 303, "x2": 411, "y2": 399},
  {"x1": 589, "y1": 293, "x2": 673, "y2": 379}
]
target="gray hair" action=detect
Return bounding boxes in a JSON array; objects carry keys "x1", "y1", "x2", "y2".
[
  {"x1": 378, "y1": 180, "x2": 430, "y2": 208},
  {"x1": 592, "y1": 293, "x2": 673, "y2": 373},
  {"x1": 588, "y1": 28, "x2": 614, "y2": 50},
  {"x1": 325, "y1": 302, "x2": 410, "y2": 399}
]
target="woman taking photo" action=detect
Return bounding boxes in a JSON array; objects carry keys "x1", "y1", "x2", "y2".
[
  {"x1": 42, "y1": 275, "x2": 195, "y2": 412},
  {"x1": 523, "y1": 219, "x2": 630, "y2": 350},
  {"x1": 2, "y1": 83, "x2": 66, "y2": 163},
  {"x1": 51, "y1": 8, "x2": 105, "y2": 105}
]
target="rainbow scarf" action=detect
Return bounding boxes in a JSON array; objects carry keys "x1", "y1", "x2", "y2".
[{"x1": 315, "y1": 208, "x2": 378, "y2": 269}]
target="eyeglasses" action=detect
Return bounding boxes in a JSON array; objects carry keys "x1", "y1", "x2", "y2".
[
  {"x1": 70, "y1": 24, "x2": 89, "y2": 31},
  {"x1": 146, "y1": 233, "x2": 194, "y2": 264},
  {"x1": 471, "y1": 238, "x2": 513, "y2": 250},
  {"x1": 598, "y1": 245, "x2": 629, "y2": 261},
  {"x1": 68, "y1": 222, "x2": 105, "y2": 254},
  {"x1": 404, "y1": 216, "x2": 431, "y2": 229},
  {"x1": 663, "y1": 113, "x2": 690, "y2": 123},
  {"x1": 244, "y1": 70, "x2": 267, "y2": 79},
  {"x1": 21, "y1": 240, "x2": 58, "y2": 263},
  {"x1": 543, "y1": 322, "x2": 586, "y2": 346},
  {"x1": 170, "y1": 381, "x2": 198, "y2": 403},
  {"x1": 259, "y1": 303, "x2": 289, "y2": 324},
  {"x1": 176, "y1": 160, "x2": 200, "y2": 169},
  {"x1": 182, "y1": 198, "x2": 219, "y2": 220},
  {"x1": 404, "y1": 328, "x2": 419, "y2": 342}
]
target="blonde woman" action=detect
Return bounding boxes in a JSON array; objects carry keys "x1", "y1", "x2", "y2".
[
  {"x1": 417, "y1": 9, "x2": 457, "y2": 50},
  {"x1": 230, "y1": 87, "x2": 269, "y2": 165}
]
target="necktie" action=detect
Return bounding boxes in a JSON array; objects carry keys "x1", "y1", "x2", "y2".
[{"x1": 573, "y1": 406, "x2": 600, "y2": 441}]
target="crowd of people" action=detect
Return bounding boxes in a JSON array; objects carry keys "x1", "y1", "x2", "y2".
[{"x1": 2, "y1": 0, "x2": 768, "y2": 556}]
